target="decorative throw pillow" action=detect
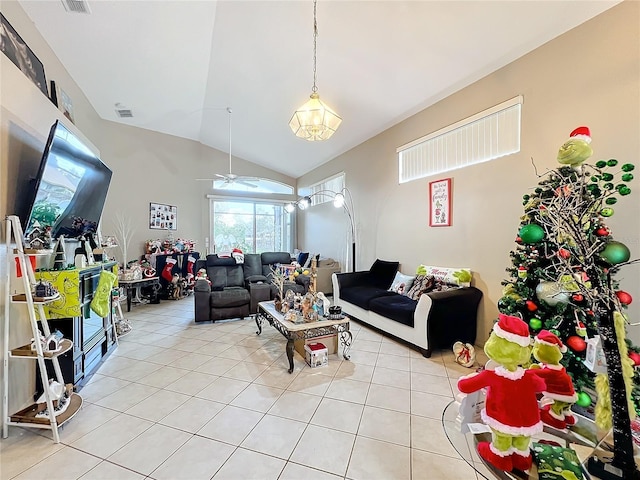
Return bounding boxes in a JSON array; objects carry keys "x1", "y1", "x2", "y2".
[
  {"x1": 297, "y1": 251, "x2": 309, "y2": 267},
  {"x1": 388, "y1": 272, "x2": 415, "y2": 295},
  {"x1": 405, "y1": 274, "x2": 435, "y2": 300}
]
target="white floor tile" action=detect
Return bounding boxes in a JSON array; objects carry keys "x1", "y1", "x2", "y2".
[
  {"x1": 358, "y1": 405, "x2": 410, "y2": 446},
  {"x1": 411, "y1": 448, "x2": 479, "y2": 479},
  {"x1": 310, "y1": 397, "x2": 364, "y2": 434},
  {"x1": 150, "y1": 435, "x2": 235, "y2": 480},
  {"x1": 124, "y1": 388, "x2": 190, "y2": 422},
  {"x1": 107, "y1": 424, "x2": 191, "y2": 475},
  {"x1": 71, "y1": 413, "x2": 153, "y2": 458},
  {"x1": 196, "y1": 376, "x2": 250, "y2": 404},
  {"x1": 159, "y1": 396, "x2": 225, "y2": 433},
  {"x1": 410, "y1": 390, "x2": 452, "y2": 419},
  {"x1": 230, "y1": 383, "x2": 284, "y2": 412},
  {"x1": 325, "y1": 377, "x2": 370, "y2": 404},
  {"x1": 11, "y1": 446, "x2": 101, "y2": 480},
  {"x1": 79, "y1": 461, "x2": 145, "y2": 479},
  {"x1": 164, "y1": 370, "x2": 217, "y2": 395},
  {"x1": 197, "y1": 405, "x2": 264, "y2": 445},
  {"x1": 212, "y1": 447, "x2": 286, "y2": 480},
  {"x1": 241, "y1": 414, "x2": 307, "y2": 459},
  {"x1": 347, "y1": 435, "x2": 411, "y2": 480},
  {"x1": 366, "y1": 383, "x2": 410, "y2": 413},
  {"x1": 290, "y1": 424, "x2": 355, "y2": 477},
  {"x1": 278, "y1": 462, "x2": 342, "y2": 480},
  {"x1": 93, "y1": 382, "x2": 159, "y2": 411},
  {"x1": 268, "y1": 391, "x2": 323, "y2": 423}
]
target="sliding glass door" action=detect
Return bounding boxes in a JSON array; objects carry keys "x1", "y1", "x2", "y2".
[{"x1": 210, "y1": 199, "x2": 293, "y2": 254}]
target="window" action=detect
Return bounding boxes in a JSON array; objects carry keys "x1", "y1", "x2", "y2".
[
  {"x1": 210, "y1": 199, "x2": 293, "y2": 254},
  {"x1": 299, "y1": 172, "x2": 345, "y2": 206},
  {"x1": 212, "y1": 178, "x2": 294, "y2": 194},
  {"x1": 397, "y1": 95, "x2": 522, "y2": 183}
]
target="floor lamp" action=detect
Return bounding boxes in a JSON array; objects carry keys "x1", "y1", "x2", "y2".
[{"x1": 287, "y1": 188, "x2": 356, "y2": 272}]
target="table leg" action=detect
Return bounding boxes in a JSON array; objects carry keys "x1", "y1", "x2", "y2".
[
  {"x1": 255, "y1": 313, "x2": 263, "y2": 335},
  {"x1": 340, "y1": 330, "x2": 353, "y2": 360},
  {"x1": 126, "y1": 288, "x2": 132, "y2": 312},
  {"x1": 286, "y1": 338, "x2": 295, "y2": 374}
]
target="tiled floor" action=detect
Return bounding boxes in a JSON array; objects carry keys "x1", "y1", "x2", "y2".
[{"x1": 1, "y1": 300, "x2": 491, "y2": 480}]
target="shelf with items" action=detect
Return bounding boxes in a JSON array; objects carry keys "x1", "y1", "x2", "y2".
[
  {"x1": 9, "y1": 384, "x2": 82, "y2": 427},
  {"x1": 10, "y1": 339, "x2": 73, "y2": 359},
  {"x1": 3, "y1": 215, "x2": 83, "y2": 444}
]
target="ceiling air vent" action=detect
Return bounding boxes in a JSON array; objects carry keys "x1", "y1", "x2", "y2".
[
  {"x1": 61, "y1": 0, "x2": 91, "y2": 14},
  {"x1": 114, "y1": 103, "x2": 133, "y2": 118}
]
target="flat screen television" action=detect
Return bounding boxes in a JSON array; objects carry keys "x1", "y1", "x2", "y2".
[{"x1": 24, "y1": 120, "x2": 112, "y2": 239}]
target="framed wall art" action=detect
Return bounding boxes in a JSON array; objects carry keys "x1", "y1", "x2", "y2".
[
  {"x1": 429, "y1": 178, "x2": 452, "y2": 227},
  {"x1": 50, "y1": 80, "x2": 75, "y2": 124},
  {"x1": 0, "y1": 13, "x2": 48, "y2": 97},
  {"x1": 149, "y1": 203, "x2": 177, "y2": 230}
]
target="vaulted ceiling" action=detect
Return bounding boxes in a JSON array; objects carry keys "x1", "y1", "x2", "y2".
[{"x1": 19, "y1": 1, "x2": 620, "y2": 178}]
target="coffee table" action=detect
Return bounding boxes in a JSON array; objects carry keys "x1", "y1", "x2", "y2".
[{"x1": 256, "y1": 301, "x2": 352, "y2": 373}]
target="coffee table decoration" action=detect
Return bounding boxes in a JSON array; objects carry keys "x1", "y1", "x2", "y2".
[{"x1": 256, "y1": 300, "x2": 352, "y2": 373}]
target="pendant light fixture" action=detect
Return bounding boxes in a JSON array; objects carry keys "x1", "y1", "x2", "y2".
[{"x1": 289, "y1": 0, "x2": 342, "y2": 141}]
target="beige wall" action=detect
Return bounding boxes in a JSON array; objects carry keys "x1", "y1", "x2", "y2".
[
  {"x1": 0, "y1": 1, "x2": 294, "y2": 427},
  {"x1": 298, "y1": 1, "x2": 640, "y2": 345}
]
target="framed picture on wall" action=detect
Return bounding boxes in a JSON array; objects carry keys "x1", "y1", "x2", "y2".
[
  {"x1": 0, "y1": 13, "x2": 48, "y2": 97},
  {"x1": 149, "y1": 202, "x2": 177, "y2": 230},
  {"x1": 429, "y1": 178, "x2": 452, "y2": 227}
]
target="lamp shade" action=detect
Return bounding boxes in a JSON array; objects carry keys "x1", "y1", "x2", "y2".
[{"x1": 289, "y1": 93, "x2": 342, "y2": 141}]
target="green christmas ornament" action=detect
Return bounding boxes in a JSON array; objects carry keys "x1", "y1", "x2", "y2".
[
  {"x1": 603, "y1": 183, "x2": 614, "y2": 190},
  {"x1": 607, "y1": 159, "x2": 619, "y2": 167},
  {"x1": 596, "y1": 160, "x2": 607, "y2": 168},
  {"x1": 550, "y1": 329, "x2": 561, "y2": 337},
  {"x1": 619, "y1": 186, "x2": 631, "y2": 196},
  {"x1": 622, "y1": 173, "x2": 634, "y2": 182},
  {"x1": 519, "y1": 224, "x2": 545, "y2": 244},
  {"x1": 529, "y1": 318, "x2": 542, "y2": 330},
  {"x1": 601, "y1": 173, "x2": 614, "y2": 181},
  {"x1": 605, "y1": 197, "x2": 618, "y2": 205},
  {"x1": 576, "y1": 391, "x2": 592, "y2": 408},
  {"x1": 590, "y1": 176, "x2": 600, "y2": 182},
  {"x1": 600, "y1": 208, "x2": 614, "y2": 217},
  {"x1": 600, "y1": 241, "x2": 631, "y2": 265},
  {"x1": 622, "y1": 163, "x2": 635, "y2": 172}
]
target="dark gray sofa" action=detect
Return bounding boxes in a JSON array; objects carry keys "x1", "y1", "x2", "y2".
[
  {"x1": 243, "y1": 252, "x2": 308, "y2": 298},
  {"x1": 333, "y1": 260, "x2": 483, "y2": 357}
]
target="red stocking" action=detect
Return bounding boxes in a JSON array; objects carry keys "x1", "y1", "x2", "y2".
[
  {"x1": 162, "y1": 258, "x2": 177, "y2": 282},
  {"x1": 187, "y1": 256, "x2": 196, "y2": 277}
]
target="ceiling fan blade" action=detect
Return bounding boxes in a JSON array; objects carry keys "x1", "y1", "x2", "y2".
[
  {"x1": 215, "y1": 173, "x2": 227, "y2": 179},
  {"x1": 236, "y1": 176, "x2": 260, "y2": 181}
]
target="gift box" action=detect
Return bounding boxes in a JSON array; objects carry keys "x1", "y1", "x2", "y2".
[{"x1": 304, "y1": 342, "x2": 328, "y2": 368}]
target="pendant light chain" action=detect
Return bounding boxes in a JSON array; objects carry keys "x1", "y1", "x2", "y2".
[{"x1": 312, "y1": 0, "x2": 318, "y2": 93}]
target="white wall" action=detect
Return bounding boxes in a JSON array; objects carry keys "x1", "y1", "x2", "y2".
[{"x1": 297, "y1": 1, "x2": 640, "y2": 345}]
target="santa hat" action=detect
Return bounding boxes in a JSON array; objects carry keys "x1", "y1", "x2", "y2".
[
  {"x1": 232, "y1": 248, "x2": 243, "y2": 254},
  {"x1": 493, "y1": 314, "x2": 532, "y2": 347},
  {"x1": 535, "y1": 330, "x2": 567, "y2": 353},
  {"x1": 569, "y1": 126, "x2": 591, "y2": 144}
]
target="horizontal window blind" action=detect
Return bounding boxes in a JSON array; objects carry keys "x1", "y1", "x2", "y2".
[{"x1": 398, "y1": 95, "x2": 522, "y2": 183}]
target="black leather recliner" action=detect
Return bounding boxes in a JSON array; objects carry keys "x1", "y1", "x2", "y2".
[
  {"x1": 194, "y1": 255, "x2": 251, "y2": 322},
  {"x1": 243, "y1": 252, "x2": 308, "y2": 298}
]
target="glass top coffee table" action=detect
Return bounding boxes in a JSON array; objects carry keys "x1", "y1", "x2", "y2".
[
  {"x1": 256, "y1": 301, "x2": 352, "y2": 373},
  {"x1": 441, "y1": 399, "x2": 611, "y2": 479}
]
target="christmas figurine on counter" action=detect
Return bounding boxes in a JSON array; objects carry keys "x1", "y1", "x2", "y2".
[
  {"x1": 458, "y1": 314, "x2": 545, "y2": 473},
  {"x1": 530, "y1": 330, "x2": 578, "y2": 430}
]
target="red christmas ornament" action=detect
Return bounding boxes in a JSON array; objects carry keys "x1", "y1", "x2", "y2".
[
  {"x1": 526, "y1": 300, "x2": 538, "y2": 312},
  {"x1": 516, "y1": 236, "x2": 523, "y2": 244},
  {"x1": 566, "y1": 335, "x2": 587, "y2": 352},
  {"x1": 558, "y1": 248, "x2": 571, "y2": 259},
  {"x1": 572, "y1": 294, "x2": 584, "y2": 302},
  {"x1": 616, "y1": 291, "x2": 633, "y2": 306},
  {"x1": 596, "y1": 227, "x2": 609, "y2": 237},
  {"x1": 629, "y1": 352, "x2": 640, "y2": 367}
]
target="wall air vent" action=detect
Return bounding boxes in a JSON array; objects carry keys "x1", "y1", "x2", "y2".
[
  {"x1": 115, "y1": 108, "x2": 133, "y2": 118},
  {"x1": 114, "y1": 103, "x2": 133, "y2": 118},
  {"x1": 61, "y1": 0, "x2": 91, "y2": 14}
]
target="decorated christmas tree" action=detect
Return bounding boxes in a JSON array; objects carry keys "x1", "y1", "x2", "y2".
[{"x1": 498, "y1": 127, "x2": 638, "y2": 479}]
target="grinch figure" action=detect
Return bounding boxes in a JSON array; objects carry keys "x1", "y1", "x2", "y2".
[
  {"x1": 458, "y1": 314, "x2": 545, "y2": 472},
  {"x1": 531, "y1": 330, "x2": 578, "y2": 430}
]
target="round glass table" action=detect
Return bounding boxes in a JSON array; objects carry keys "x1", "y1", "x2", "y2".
[{"x1": 441, "y1": 399, "x2": 610, "y2": 479}]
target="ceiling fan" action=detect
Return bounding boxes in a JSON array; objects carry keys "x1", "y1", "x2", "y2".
[{"x1": 197, "y1": 107, "x2": 259, "y2": 189}]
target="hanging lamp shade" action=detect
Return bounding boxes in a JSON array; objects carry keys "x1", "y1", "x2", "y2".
[
  {"x1": 289, "y1": 92, "x2": 342, "y2": 141},
  {"x1": 289, "y1": 0, "x2": 341, "y2": 141}
]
